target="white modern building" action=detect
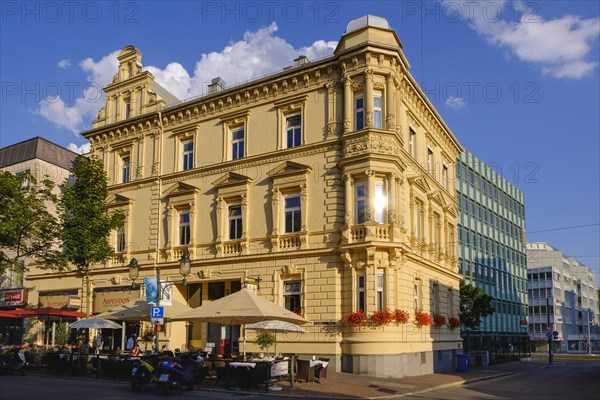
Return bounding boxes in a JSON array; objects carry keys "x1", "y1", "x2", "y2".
[{"x1": 527, "y1": 242, "x2": 599, "y2": 353}]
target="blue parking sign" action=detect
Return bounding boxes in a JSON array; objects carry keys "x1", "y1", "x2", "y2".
[{"x1": 151, "y1": 306, "x2": 164, "y2": 319}]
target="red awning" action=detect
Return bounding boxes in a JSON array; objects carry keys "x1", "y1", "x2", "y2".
[
  {"x1": 1, "y1": 307, "x2": 86, "y2": 318},
  {"x1": 0, "y1": 311, "x2": 20, "y2": 318}
]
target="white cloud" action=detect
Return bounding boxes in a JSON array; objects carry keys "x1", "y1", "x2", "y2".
[
  {"x1": 448, "y1": 1, "x2": 600, "y2": 79},
  {"x1": 37, "y1": 23, "x2": 337, "y2": 132},
  {"x1": 67, "y1": 142, "x2": 90, "y2": 154},
  {"x1": 150, "y1": 22, "x2": 337, "y2": 99},
  {"x1": 445, "y1": 96, "x2": 466, "y2": 110},
  {"x1": 57, "y1": 59, "x2": 71, "y2": 69}
]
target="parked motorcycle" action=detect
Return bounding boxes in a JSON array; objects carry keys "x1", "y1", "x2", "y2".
[
  {"x1": 155, "y1": 352, "x2": 199, "y2": 394},
  {"x1": 131, "y1": 353, "x2": 160, "y2": 391},
  {"x1": 0, "y1": 348, "x2": 26, "y2": 376}
]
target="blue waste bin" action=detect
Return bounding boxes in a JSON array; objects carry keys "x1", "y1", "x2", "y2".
[{"x1": 456, "y1": 354, "x2": 469, "y2": 372}]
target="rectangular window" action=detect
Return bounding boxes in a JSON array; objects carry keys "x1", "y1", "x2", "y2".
[
  {"x1": 286, "y1": 115, "x2": 301, "y2": 148},
  {"x1": 125, "y1": 101, "x2": 131, "y2": 119},
  {"x1": 374, "y1": 181, "x2": 386, "y2": 224},
  {"x1": 121, "y1": 155, "x2": 130, "y2": 183},
  {"x1": 283, "y1": 281, "x2": 302, "y2": 314},
  {"x1": 427, "y1": 148, "x2": 434, "y2": 175},
  {"x1": 182, "y1": 139, "x2": 194, "y2": 170},
  {"x1": 284, "y1": 195, "x2": 301, "y2": 233},
  {"x1": 414, "y1": 282, "x2": 421, "y2": 310},
  {"x1": 414, "y1": 200, "x2": 423, "y2": 239},
  {"x1": 116, "y1": 226, "x2": 126, "y2": 252},
  {"x1": 409, "y1": 128, "x2": 416, "y2": 158},
  {"x1": 357, "y1": 274, "x2": 366, "y2": 312},
  {"x1": 231, "y1": 127, "x2": 245, "y2": 160},
  {"x1": 355, "y1": 183, "x2": 366, "y2": 224},
  {"x1": 354, "y1": 95, "x2": 364, "y2": 130},
  {"x1": 228, "y1": 205, "x2": 242, "y2": 240},
  {"x1": 376, "y1": 272, "x2": 384, "y2": 310},
  {"x1": 442, "y1": 164, "x2": 448, "y2": 189},
  {"x1": 432, "y1": 285, "x2": 440, "y2": 314},
  {"x1": 373, "y1": 91, "x2": 383, "y2": 129},
  {"x1": 179, "y1": 210, "x2": 191, "y2": 245}
]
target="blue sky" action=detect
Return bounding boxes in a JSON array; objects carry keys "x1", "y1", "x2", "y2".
[{"x1": 1, "y1": 1, "x2": 599, "y2": 280}]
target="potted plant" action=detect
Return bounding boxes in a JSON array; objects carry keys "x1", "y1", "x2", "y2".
[
  {"x1": 414, "y1": 310, "x2": 432, "y2": 328},
  {"x1": 393, "y1": 309, "x2": 410, "y2": 324},
  {"x1": 370, "y1": 308, "x2": 394, "y2": 326},
  {"x1": 342, "y1": 310, "x2": 367, "y2": 327},
  {"x1": 255, "y1": 331, "x2": 276, "y2": 356},
  {"x1": 448, "y1": 316, "x2": 460, "y2": 329},
  {"x1": 433, "y1": 314, "x2": 447, "y2": 326},
  {"x1": 139, "y1": 327, "x2": 155, "y2": 351}
]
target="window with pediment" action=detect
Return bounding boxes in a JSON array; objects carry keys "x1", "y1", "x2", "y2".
[
  {"x1": 163, "y1": 182, "x2": 198, "y2": 256},
  {"x1": 268, "y1": 161, "x2": 311, "y2": 250},
  {"x1": 212, "y1": 172, "x2": 252, "y2": 255}
]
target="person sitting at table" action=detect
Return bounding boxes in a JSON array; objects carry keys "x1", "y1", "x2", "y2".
[{"x1": 131, "y1": 344, "x2": 141, "y2": 356}]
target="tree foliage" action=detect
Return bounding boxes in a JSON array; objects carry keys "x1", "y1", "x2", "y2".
[
  {"x1": 0, "y1": 170, "x2": 65, "y2": 278},
  {"x1": 459, "y1": 280, "x2": 495, "y2": 330},
  {"x1": 59, "y1": 156, "x2": 124, "y2": 275},
  {"x1": 255, "y1": 331, "x2": 276, "y2": 354}
]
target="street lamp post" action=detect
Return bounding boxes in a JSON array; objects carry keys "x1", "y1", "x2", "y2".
[
  {"x1": 128, "y1": 250, "x2": 191, "y2": 352},
  {"x1": 587, "y1": 310, "x2": 594, "y2": 355}
]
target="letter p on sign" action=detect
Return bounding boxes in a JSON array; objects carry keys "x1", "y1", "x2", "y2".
[{"x1": 151, "y1": 306, "x2": 164, "y2": 318}]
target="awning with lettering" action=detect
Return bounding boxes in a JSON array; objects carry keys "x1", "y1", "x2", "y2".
[
  {"x1": 0, "y1": 288, "x2": 28, "y2": 307},
  {"x1": 93, "y1": 286, "x2": 140, "y2": 314},
  {"x1": 38, "y1": 290, "x2": 79, "y2": 309}
]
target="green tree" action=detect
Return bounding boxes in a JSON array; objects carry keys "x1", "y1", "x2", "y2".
[
  {"x1": 255, "y1": 331, "x2": 276, "y2": 355},
  {"x1": 59, "y1": 156, "x2": 124, "y2": 313},
  {"x1": 459, "y1": 280, "x2": 495, "y2": 330},
  {"x1": 54, "y1": 322, "x2": 69, "y2": 346},
  {"x1": 0, "y1": 171, "x2": 65, "y2": 279}
]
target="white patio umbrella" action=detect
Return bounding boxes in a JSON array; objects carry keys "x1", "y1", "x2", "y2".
[
  {"x1": 69, "y1": 317, "x2": 123, "y2": 329},
  {"x1": 170, "y1": 289, "x2": 309, "y2": 356},
  {"x1": 245, "y1": 320, "x2": 307, "y2": 355}
]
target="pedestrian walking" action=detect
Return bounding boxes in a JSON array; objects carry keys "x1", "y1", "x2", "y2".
[
  {"x1": 94, "y1": 332, "x2": 103, "y2": 354},
  {"x1": 126, "y1": 334, "x2": 137, "y2": 351}
]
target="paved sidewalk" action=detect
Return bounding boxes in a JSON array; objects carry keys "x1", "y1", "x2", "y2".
[{"x1": 195, "y1": 360, "x2": 550, "y2": 398}]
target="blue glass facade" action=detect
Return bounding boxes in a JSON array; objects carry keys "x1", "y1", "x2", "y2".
[{"x1": 456, "y1": 151, "x2": 528, "y2": 335}]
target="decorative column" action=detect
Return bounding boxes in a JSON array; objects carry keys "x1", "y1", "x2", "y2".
[
  {"x1": 386, "y1": 74, "x2": 395, "y2": 131},
  {"x1": 215, "y1": 197, "x2": 224, "y2": 242},
  {"x1": 344, "y1": 174, "x2": 353, "y2": 226},
  {"x1": 136, "y1": 134, "x2": 144, "y2": 178},
  {"x1": 396, "y1": 81, "x2": 406, "y2": 136},
  {"x1": 364, "y1": 69, "x2": 374, "y2": 128},
  {"x1": 366, "y1": 169, "x2": 375, "y2": 222},
  {"x1": 189, "y1": 201, "x2": 196, "y2": 246},
  {"x1": 165, "y1": 205, "x2": 174, "y2": 248},
  {"x1": 387, "y1": 173, "x2": 397, "y2": 224},
  {"x1": 342, "y1": 76, "x2": 353, "y2": 133}
]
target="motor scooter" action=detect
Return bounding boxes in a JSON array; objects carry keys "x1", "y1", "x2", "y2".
[
  {"x1": 0, "y1": 348, "x2": 26, "y2": 376},
  {"x1": 155, "y1": 354, "x2": 197, "y2": 394},
  {"x1": 131, "y1": 353, "x2": 159, "y2": 391}
]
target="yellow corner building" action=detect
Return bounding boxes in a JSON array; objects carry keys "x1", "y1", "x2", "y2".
[{"x1": 27, "y1": 15, "x2": 463, "y2": 377}]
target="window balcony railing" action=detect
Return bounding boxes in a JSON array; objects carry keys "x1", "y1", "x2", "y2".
[
  {"x1": 111, "y1": 253, "x2": 126, "y2": 265},
  {"x1": 223, "y1": 240, "x2": 243, "y2": 255},
  {"x1": 279, "y1": 234, "x2": 301, "y2": 249},
  {"x1": 350, "y1": 225, "x2": 366, "y2": 241}
]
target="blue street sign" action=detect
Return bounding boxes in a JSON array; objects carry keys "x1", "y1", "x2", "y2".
[
  {"x1": 546, "y1": 331, "x2": 553, "y2": 339},
  {"x1": 151, "y1": 306, "x2": 164, "y2": 319}
]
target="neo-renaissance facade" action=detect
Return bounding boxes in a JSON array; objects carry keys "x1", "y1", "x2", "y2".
[{"x1": 26, "y1": 15, "x2": 464, "y2": 377}]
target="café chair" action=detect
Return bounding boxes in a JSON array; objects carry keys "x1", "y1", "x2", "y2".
[{"x1": 296, "y1": 359, "x2": 314, "y2": 383}]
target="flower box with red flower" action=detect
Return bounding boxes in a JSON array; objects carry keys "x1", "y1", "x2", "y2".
[
  {"x1": 448, "y1": 316, "x2": 460, "y2": 329},
  {"x1": 393, "y1": 309, "x2": 410, "y2": 324},
  {"x1": 414, "y1": 310, "x2": 432, "y2": 327},
  {"x1": 370, "y1": 308, "x2": 394, "y2": 326},
  {"x1": 433, "y1": 314, "x2": 447, "y2": 326},
  {"x1": 342, "y1": 310, "x2": 367, "y2": 326}
]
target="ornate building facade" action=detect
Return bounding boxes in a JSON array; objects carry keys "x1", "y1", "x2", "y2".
[{"x1": 27, "y1": 15, "x2": 463, "y2": 377}]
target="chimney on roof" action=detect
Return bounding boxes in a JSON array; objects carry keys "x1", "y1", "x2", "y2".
[
  {"x1": 293, "y1": 55, "x2": 309, "y2": 67},
  {"x1": 208, "y1": 77, "x2": 226, "y2": 94}
]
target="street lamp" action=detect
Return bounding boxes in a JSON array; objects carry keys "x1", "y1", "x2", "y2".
[
  {"x1": 128, "y1": 250, "x2": 191, "y2": 352},
  {"x1": 587, "y1": 310, "x2": 594, "y2": 355}
]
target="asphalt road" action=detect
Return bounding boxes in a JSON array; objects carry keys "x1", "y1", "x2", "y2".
[
  {"x1": 404, "y1": 361, "x2": 600, "y2": 400},
  {"x1": 1, "y1": 361, "x2": 599, "y2": 400}
]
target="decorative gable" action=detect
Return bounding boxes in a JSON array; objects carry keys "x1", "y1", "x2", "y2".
[
  {"x1": 408, "y1": 175, "x2": 431, "y2": 193},
  {"x1": 212, "y1": 172, "x2": 253, "y2": 188}
]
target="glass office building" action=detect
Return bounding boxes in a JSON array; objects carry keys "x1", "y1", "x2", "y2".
[{"x1": 456, "y1": 151, "x2": 529, "y2": 357}]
